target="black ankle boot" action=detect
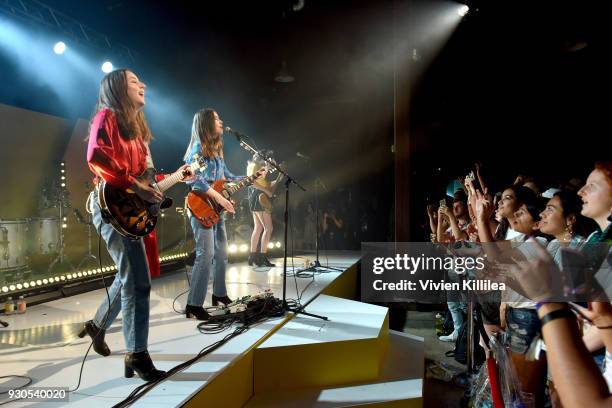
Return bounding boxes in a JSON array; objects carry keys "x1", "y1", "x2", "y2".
[
  {"x1": 212, "y1": 294, "x2": 233, "y2": 306},
  {"x1": 261, "y1": 253, "x2": 275, "y2": 267},
  {"x1": 124, "y1": 350, "x2": 166, "y2": 381},
  {"x1": 254, "y1": 252, "x2": 267, "y2": 267},
  {"x1": 78, "y1": 320, "x2": 111, "y2": 357},
  {"x1": 248, "y1": 252, "x2": 257, "y2": 266},
  {"x1": 185, "y1": 304, "x2": 211, "y2": 320}
]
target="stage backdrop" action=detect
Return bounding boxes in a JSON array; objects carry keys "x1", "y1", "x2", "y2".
[{"x1": 0, "y1": 104, "x2": 192, "y2": 288}]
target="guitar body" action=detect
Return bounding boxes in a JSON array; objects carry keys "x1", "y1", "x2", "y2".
[
  {"x1": 96, "y1": 156, "x2": 206, "y2": 239},
  {"x1": 258, "y1": 193, "x2": 273, "y2": 212},
  {"x1": 187, "y1": 165, "x2": 274, "y2": 228},
  {"x1": 186, "y1": 180, "x2": 227, "y2": 228},
  {"x1": 97, "y1": 169, "x2": 162, "y2": 240}
]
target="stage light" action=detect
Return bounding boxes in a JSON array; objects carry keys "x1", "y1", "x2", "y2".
[
  {"x1": 458, "y1": 5, "x2": 469, "y2": 16},
  {"x1": 16, "y1": 284, "x2": 22, "y2": 290},
  {"x1": 42, "y1": 279, "x2": 48, "y2": 284},
  {"x1": 53, "y1": 41, "x2": 66, "y2": 55},
  {"x1": 36, "y1": 280, "x2": 42, "y2": 285},
  {"x1": 1, "y1": 287, "x2": 8, "y2": 293},
  {"x1": 101, "y1": 61, "x2": 113, "y2": 73},
  {"x1": 9, "y1": 285, "x2": 16, "y2": 291},
  {"x1": 229, "y1": 244, "x2": 238, "y2": 254},
  {"x1": 23, "y1": 282, "x2": 29, "y2": 288},
  {"x1": 275, "y1": 241, "x2": 281, "y2": 248},
  {"x1": 267, "y1": 242, "x2": 274, "y2": 249},
  {"x1": 239, "y1": 244, "x2": 248, "y2": 253}
]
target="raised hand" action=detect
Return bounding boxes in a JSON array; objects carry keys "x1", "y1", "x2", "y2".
[
  {"x1": 571, "y1": 302, "x2": 612, "y2": 329},
  {"x1": 508, "y1": 239, "x2": 562, "y2": 301},
  {"x1": 178, "y1": 164, "x2": 196, "y2": 182},
  {"x1": 475, "y1": 189, "x2": 493, "y2": 221}
]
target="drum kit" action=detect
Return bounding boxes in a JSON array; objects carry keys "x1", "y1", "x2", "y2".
[
  {"x1": 0, "y1": 217, "x2": 60, "y2": 284},
  {"x1": 0, "y1": 170, "x2": 87, "y2": 285}
]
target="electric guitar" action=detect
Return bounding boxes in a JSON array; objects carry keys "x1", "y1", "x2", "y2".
[
  {"x1": 257, "y1": 161, "x2": 286, "y2": 212},
  {"x1": 187, "y1": 166, "x2": 276, "y2": 228},
  {"x1": 97, "y1": 155, "x2": 206, "y2": 239}
]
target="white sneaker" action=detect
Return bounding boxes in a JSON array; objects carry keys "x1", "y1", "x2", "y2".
[{"x1": 439, "y1": 330, "x2": 459, "y2": 342}]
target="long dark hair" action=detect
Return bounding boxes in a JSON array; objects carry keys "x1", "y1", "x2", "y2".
[
  {"x1": 494, "y1": 185, "x2": 537, "y2": 240},
  {"x1": 91, "y1": 69, "x2": 152, "y2": 142},
  {"x1": 183, "y1": 108, "x2": 222, "y2": 160}
]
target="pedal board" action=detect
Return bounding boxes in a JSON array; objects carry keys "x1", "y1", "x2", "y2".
[{"x1": 206, "y1": 289, "x2": 280, "y2": 321}]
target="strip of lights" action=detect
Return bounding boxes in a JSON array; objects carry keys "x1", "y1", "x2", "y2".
[
  {"x1": 228, "y1": 241, "x2": 282, "y2": 254},
  {"x1": 0, "y1": 252, "x2": 190, "y2": 295}
]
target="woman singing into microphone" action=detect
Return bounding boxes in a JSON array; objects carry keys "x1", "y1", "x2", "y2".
[{"x1": 183, "y1": 109, "x2": 244, "y2": 320}]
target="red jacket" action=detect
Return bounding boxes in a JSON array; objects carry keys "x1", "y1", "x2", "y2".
[{"x1": 87, "y1": 108, "x2": 161, "y2": 278}]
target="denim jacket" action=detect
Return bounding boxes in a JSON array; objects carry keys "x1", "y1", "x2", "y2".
[{"x1": 185, "y1": 141, "x2": 242, "y2": 192}]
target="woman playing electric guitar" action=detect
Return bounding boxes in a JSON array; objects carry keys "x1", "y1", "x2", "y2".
[
  {"x1": 182, "y1": 108, "x2": 244, "y2": 320},
  {"x1": 81, "y1": 69, "x2": 195, "y2": 381}
]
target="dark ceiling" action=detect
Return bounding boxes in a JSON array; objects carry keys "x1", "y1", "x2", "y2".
[{"x1": 1, "y1": 0, "x2": 607, "y2": 210}]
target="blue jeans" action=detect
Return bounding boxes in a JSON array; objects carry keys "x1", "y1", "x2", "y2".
[
  {"x1": 90, "y1": 191, "x2": 151, "y2": 353},
  {"x1": 448, "y1": 301, "x2": 467, "y2": 332},
  {"x1": 187, "y1": 215, "x2": 228, "y2": 306},
  {"x1": 506, "y1": 307, "x2": 541, "y2": 354}
]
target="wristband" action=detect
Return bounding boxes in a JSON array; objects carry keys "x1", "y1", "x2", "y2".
[{"x1": 540, "y1": 308, "x2": 575, "y2": 327}]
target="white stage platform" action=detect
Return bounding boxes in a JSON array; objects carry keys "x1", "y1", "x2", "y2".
[{"x1": 0, "y1": 252, "x2": 360, "y2": 407}]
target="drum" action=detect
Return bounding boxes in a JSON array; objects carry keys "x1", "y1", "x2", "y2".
[
  {"x1": 28, "y1": 217, "x2": 59, "y2": 255},
  {"x1": 0, "y1": 219, "x2": 29, "y2": 271}
]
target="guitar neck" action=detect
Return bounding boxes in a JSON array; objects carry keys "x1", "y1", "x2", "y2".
[
  {"x1": 156, "y1": 170, "x2": 184, "y2": 193},
  {"x1": 225, "y1": 169, "x2": 276, "y2": 196}
]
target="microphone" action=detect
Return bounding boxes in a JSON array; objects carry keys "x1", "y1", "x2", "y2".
[
  {"x1": 296, "y1": 152, "x2": 311, "y2": 160},
  {"x1": 225, "y1": 127, "x2": 249, "y2": 139}
]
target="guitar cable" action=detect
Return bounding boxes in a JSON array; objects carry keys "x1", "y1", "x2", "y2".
[
  {"x1": 69, "y1": 196, "x2": 113, "y2": 394},
  {"x1": 0, "y1": 197, "x2": 112, "y2": 405}
]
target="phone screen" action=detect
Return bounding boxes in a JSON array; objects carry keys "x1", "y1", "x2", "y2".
[{"x1": 560, "y1": 247, "x2": 588, "y2": 289}]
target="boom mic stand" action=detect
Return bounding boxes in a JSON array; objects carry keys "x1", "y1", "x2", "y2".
[
  {"x1": 233, "y1": 133, "x2": 327, "y2": 321},
  {"x1": 296, "y1": 156, "x2": 343, "y2": 273}
]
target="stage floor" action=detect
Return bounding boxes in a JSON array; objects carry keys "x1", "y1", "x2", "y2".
[{"x1": 0, "y1": 252, "x2": 360, "y2": 407}]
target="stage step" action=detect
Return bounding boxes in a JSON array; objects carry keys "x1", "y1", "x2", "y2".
[
  {"x1": 253, "y1": 294, "x2": 390, "y2": 392},
  {"x1": 245, "y1": 330, "x2": 424, "y2": 407}
]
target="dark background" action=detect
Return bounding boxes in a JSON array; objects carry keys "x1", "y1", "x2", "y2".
[{"x1": 0, "y1": 0, "x2": 608, "y2": 244}]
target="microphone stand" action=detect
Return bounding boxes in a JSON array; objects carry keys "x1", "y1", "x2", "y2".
[
  {"x1": 296, "y1": 156, "x2": 343, "y2": 273},
  {"x1": 234, "y1": 135, "x2": 327, "y2": 321}
]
